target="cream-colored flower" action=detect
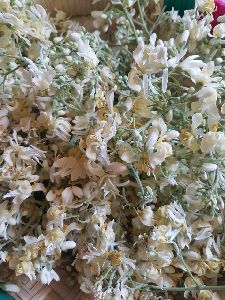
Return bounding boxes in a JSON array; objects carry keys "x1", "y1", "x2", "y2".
[
  {"x1": 52, "y1": 154, "x2": 87, "y2": 181},
  {"x1": 0, "y1": 107, "x2": 9, "y2": 128},
  {"x1": 202, "y1": 163, "x2": 217, "y2": 172},
  {"x1": 70, "y1": 32, "x2": 99, "y2": 67},
  {"x1": 128, "y1": 67, "x2": 142, "y2": 92},
  {"x1": 40, "y1": 267, "x2": 60, "y2": 285},
  {"x1": 105, "y1": 162, "x2": 127, "y2": 175},
  {"x1": 117, "y1": 141, "x2": 135, "y2": 163},
  {"x1": 201, "y1": 131, "x2": 225, "y2": 154},
  {"x1": 213, "y1": 23, "x2": 225, "y2": 38},
  {"x1": 198, "y1": 291, "x2": 220, "y2": 300},
  {"x1": 197, "y1": 0, "x2": 216, "y2": 13},
  {"x1": 140, "y1": 207, "x2": 154, "y2": 226},
  {"x1": 133, "y1": 97, "x2": 152, "y2": 118},
  {"x1": 16, "y1": 261, "x2": 36, "y2": 281},
  {"x1": 145, "y1": 118, "x2": 179, "y2": 169},
  {"x1": 91, "y1": 11, "x2": 108, "y2": 32},
  {"x1": 221, "y1": 103, "x2": 225, "y2": 114},
  {"x1": 192, "y1": 113, "x2": 203, "y2": 133},
  {"x1": 96, "y1": 221, "x2": 115, "y2": 252}
]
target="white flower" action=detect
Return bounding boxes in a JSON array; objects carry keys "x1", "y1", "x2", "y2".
[
  {"x1": 33, "y1": 70, "x2": 55, "y2": 91},
  {"x1": 0, "y1": 251, "x2": 8, "y2": 262},
  {"x1": 123, "y1": 0, "x2": 137, "y2": 7},
  {"x1": 140, "y1": 206, "x2": 154, "y2": 226},
  {"x1": 139, "y1": 263, "x2": 174, "y2": 288},
  {"x1": 3, "y1": 180, "x2": 33, "y2": 210},
  {"x1": 128, "y1": 67, "x2": 142, "y2": 92},
  {"x1": 198, "y1": 291, "x2": 220, "y2": 300},
  {"x1": 105, "y1": 162, "x2": 127, "y2": 175},
  {"x1": 117, "y1": 141, "x2": 135, "y2": 163},
  {"x1": 97, "y1": 221, "x2": 115, "y2": 252},
  {"x1": 184, "y1": 276, "x2": 203, "y2": 299},
  {"x1": 60, "y1": 241, "x2": 76, "y2": 251},
  {"x1": 114, "y1": 283, "x2": 129, "y2": 300},
  {"x1": 37, "y1": 113, "x2": 71, "y2": 141},
  {"x1": 73, "y1": 114, "x2": 93, "y2": 132},
  {"x1": 0, "y1": 107, "x2": 9, "y2": 129},
  {"x1": 182, "y1": 12, "x2": 212, "y2": 51},
  {"x1": 70, "y1": 33, "x2": 99, "y2": 67},
  {"x1": 165, "y1": 202, "x2": 186, "y2": 228},
  {"x1": 201, "y1": 131, "x2": 225, "y2": 154},
  {"x1": 0, "y1": 12, "x2": 23, "y2": 29},
  {"x1": 162, "y1": 68, "x2": 168, "y2": 93},
  {"x1": 202, "y1": 163, "x2": 218, "y2": 172},
  {"x1": 62, "y1": 187, "x2": 74, "y2": 204},
  {"x1": 146, "y1": 128, "x2": 159, "y2": 149},
  {"x1": 196, "y1": 0, "x2": 215, "y2": 13},
  {"x1": 179, "y1": 30, "x2": 190, "y2": 45},
  {"x1": 213, "y1": 23, "x2": 225, "y2": 38},
  {"x1": 91, "y1": 11, "x2": 108, "y2": 32},
  {"x1": 180, "y1": 55, "x2": 207, "y2": 79},
  {"x1": 52, "y1": 156, "x2": 87, "y2": 181},
  {"x1": 195, "y1": 87, "x2": 220, "y2": 127},
  {"x1": 187, "y1": 61, "x2": 220, "y2": 87},
  {"x1": 192, "y1": 113, "x2": 203, "y2": 133},
  {"x1": 148, "y1": 142, "x2": 173, "y2": 168},
  {"x1": 183, "y1": 249, "x2": 201, "y2": 261},
  {"x1": 16, "y1": 261, "x2": 36, "y2": 281},
  {"x1": 0, "y1": 201, "x2": 17, "y2": 239},
  {"x1": 133, "y1": 38, "x2": 168, "y2": 74},
  {"x1": 40, "y1": 267, "x2": 60, "y2": 285},
  {"x1": 146, "y1": 118, "x2": 179, "y2": 168},
  {"x1": 221, "y1": 103, "x2": 225, "y2": 114},
  {"x1": 128, "y1": 36, "x2": 185, "y2": 92}
]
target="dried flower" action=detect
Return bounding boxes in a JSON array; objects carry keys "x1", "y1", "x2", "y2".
[{"x1": 1, "y1": 0, "x2": 225, "y2": 298}]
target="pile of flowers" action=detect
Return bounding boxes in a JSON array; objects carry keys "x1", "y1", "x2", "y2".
[{"x1": 0, "y1": 0, "x2": 225, "y2": 299}]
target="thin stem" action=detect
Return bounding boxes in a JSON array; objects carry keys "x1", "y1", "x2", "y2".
[
  {"x1": 172, "y1": 242, "x2": 200, "y2": 288},
  {"x1": 137, "y1": 0, "x2": 149, "y2": 35},
  {"x1": 148, "y1": 285, "x2": 225, "y2": 292},
  {"x1": 128, "y1": 163, "x2": 145, "y2": 198},
  {"x1": 150, "y1": 6, "x2": 166, "y2": 35},
  {"x1": 143, "y1": 10, "x2": 153, "y2": 25},
  {"x1": 0, "y1": 64, "x2": 22, "y2": 90},
  {"x1": 122, "y1": 7, "x2": 139, "y2": 43},
  {"x1": 109, "y1": 44, "x2": 133, "y2": 57},
  {"x1": 137, "y1": 118, "x2": 152, "y2": 133},
  {"x1": 133, "y1": 19, "x2": 147, "y2": 27},
  {"x1": 100, "y1": 49, "x2": 128, "y2": 69}
]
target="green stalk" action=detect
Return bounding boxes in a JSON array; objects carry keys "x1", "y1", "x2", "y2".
[
  {"x1": 122, "y1": 7, "x2": 139, "y2": 43},
  {"x1": 128, "y1": 163, "x2": 145, "y2": 199},
  {"x1": 137, "y1": 0, "x2": 149, "y2": 35},
  {"x1": 172, "y1": 242, "x2": 200, "y2": 288},
  {"x1": 148, "y1": 285, "x2": 225, "y2": 292}
]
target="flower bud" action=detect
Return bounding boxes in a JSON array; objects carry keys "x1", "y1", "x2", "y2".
[
  {"x1": 62, "y1": 48, "x2": 70, "y2": 55},
  {"x1": 53, "y1": 37, "x2": 63, "y2": 43},
  {"x1": 166, "y1": 109, "x2": 173, "y2": 122},
  {"x1": 55, "y1": 64, "x2": 65, "y2": 72},
  {"x1": 202, "y1": 163, "x2": 218, "y2": 172},
  {"x1": 216, "y1": 57, "x2": 223, "y2": 64},
  {"x1": 140, "y1": 207, "x2": 154, "y2": 226}
]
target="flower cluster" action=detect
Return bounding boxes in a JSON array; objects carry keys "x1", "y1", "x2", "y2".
[{"x1": 0, "y1": 0, "x2": 225, "y2": 299}]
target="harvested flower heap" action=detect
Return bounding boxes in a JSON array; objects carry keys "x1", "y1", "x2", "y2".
[{"x1": 0, "y1": 0, "x2": 225, "y2": 299}]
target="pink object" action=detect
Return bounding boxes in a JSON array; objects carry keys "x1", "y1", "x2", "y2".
[{"x1": 212, "y1": 0, "x2": 225, "y2": 28}]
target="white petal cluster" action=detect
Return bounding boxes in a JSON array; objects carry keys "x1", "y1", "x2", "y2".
[{"x1": 0, "y1": 1, "x2": 225, "y2": 299}]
